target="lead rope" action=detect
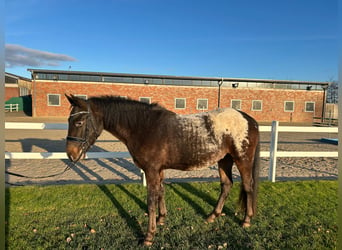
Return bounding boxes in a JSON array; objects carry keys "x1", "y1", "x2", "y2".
[
  {"x1": 5, "y1": 164, "x2": 73, "y2": 186},
  {"x1": 7, "y1": 103, "x2": 99, "y2": 186}
]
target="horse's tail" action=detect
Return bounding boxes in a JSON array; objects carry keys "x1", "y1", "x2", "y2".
[
  {"x1": 251, "y1": 138, "x2": 260, "y2": 214},
  {"x1": 239, "y1": 135, "x2": 260, "y2": 216}
]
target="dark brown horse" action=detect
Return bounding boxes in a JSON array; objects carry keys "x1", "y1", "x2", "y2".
[{"x1": 65, "y1": 94, "x2": 260, "y2": 246}]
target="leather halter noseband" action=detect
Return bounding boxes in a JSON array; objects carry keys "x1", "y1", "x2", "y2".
[{"x1": 66, "y1": 103, "x2": 99, "y2": 151}]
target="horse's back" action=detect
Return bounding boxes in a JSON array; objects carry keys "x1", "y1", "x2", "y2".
[
  {"x1": 179, "y1": 108, "x2": 253, "y2": 152},
  {"x1": 163, "y1": 108, "x2": 254, "y2": 170}
]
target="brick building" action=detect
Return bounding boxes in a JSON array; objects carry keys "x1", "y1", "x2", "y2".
[
  {"x1": 28, "y1": 69, "x2": 329, "y2": 123},
  {"x1": 5, "y1": 72, "x2": 32, "y2": 101}
]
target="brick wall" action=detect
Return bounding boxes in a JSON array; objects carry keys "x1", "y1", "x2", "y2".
[
  {"x1": 5, "y1": 86, "x2": 19, "y2": 101},
  {"x1": 32, "y1": 80, "x2": 324, "y2": 123}
]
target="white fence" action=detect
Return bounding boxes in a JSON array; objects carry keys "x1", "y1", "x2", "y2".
[
  {"x1": 5, "y1": 104, "x2": 19, "y2": 112},
  {"x1": 5, "y1": 122, "x2": 338, "y2": 183},
  {"x1": 265, "y1": 121, "x2": 338, "y2": 182}
]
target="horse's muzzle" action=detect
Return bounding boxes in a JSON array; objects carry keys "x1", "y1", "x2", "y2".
[{"x1": 66, "y1": 143, "x2": 85, "y2": 162}]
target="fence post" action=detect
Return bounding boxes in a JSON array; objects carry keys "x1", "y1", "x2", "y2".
[
  {"x1": 268, "y1": 121, "x2": 279, "y2": 182},
  {"x1": 141, "y1": 170, "x2": 147, "y2": 187}
]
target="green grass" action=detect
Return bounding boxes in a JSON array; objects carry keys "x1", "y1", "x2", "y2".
[{"x1": 6, "y1": 180, "x2": 337, "y2": 249}]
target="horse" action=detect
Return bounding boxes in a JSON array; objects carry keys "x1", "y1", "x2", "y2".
[{"x1": 65, "y1": 94, "x2": 260, "y2": 246}]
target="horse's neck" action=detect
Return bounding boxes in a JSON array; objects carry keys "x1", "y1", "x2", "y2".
[{"x1": 100, "y1": 103, "x2": 141, "y2": 144}]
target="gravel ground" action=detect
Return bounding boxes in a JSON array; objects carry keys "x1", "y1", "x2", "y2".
[{"x1": 5, "y1": 112, "x2": 338, "y2": 186}]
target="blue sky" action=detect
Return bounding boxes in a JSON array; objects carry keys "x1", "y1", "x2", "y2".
[{"x1": 5, "y1": 0, "x2": 338, "y2": 82}]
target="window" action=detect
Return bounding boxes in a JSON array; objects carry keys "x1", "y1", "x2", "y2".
[
  {"x1": 139, "y1": 97, "x2": 151, "y2": 104},
  {"x1": 5, "y1": 75, "x2": 18, "y2": 84},
  {"x1": 284, "y1": 101, "x2": 295, "y2": 112},
  {"x1": 175, "y1": 98, "x2": 186, "y2": 109},
  {"x1": 197, "y1": 99, "x2": 208, "y2": 110},
  {"x1": 47, "y1": 94, "x2": 60, "y2": 106},
  {"x1": 74, "y1": 94, "x2": 87, "y2": 100},
  {"x1": 305, "y1": 102, "x2": 315, "y2": 112},
  {"x1": 19, "y1": 87, "x2": 30, "y2": 96},
  {"x1": 231, "y1": 99, "x2": 241, "y2": 110},
  {"x1": 252, "y1": 100, "x2": 262, "y2": 111}
]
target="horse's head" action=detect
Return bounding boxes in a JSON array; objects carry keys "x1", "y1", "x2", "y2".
[{"x1": 65, "y1": 94, "x2": 101, "y2": 162}]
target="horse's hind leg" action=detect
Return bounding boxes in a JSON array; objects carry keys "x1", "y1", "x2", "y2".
[
  {"x1": 236, "y1": 160, "x2": 255, "y2": 228},
  {"x1": 143, "y1": 169, "x2": 167, "y2": 246},
  {"x1": 207, "y1": 154, "x2": 234, "y2": 223},
  {"x1": 157, "y1": 170, "x2": 167, "y2": 225},
  {"x1": 144, "y1": 169, "x2": 161, "y2": 246}
]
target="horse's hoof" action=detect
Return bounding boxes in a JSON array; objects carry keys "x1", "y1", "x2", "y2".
[
  {"x1": 206, "y1": 211, "x2": 224, "y2": 223},
  {"x1": 143, "y1": 240, "x2": 153, "y2": 246},
  {"x1": 206, "y1": 218, "x2": 214, "y2": 223},
  {"x1": 157, "y1": 217, "x2": 166, "y2": 226},
  {"x1": 206, "y1": 214, "x2": 216, "y2": 223},
  {"x1": 242, "y1": 222, "x2": 251, "y2": 228}
]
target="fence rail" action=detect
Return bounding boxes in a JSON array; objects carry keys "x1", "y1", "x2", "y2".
[
  {"x1": 5, "y1": 122, "x2": 338, "y2": 183},
  {"x1": 4, "y1": 152, "x2": 131, "y2": 160},
  {"x1": 313, "y1": 116, "x2": 338, "y2": 127},
  {"x1": 5, "y1": 104, "x2": 19, "y2": 112},
  {"x1": 5, "y1": 122, "x2": 67, "y2": 130}
]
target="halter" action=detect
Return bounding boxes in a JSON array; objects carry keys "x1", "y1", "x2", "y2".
[{"x1": 66, "y1": 103, "x2": 100, "y2": 159}]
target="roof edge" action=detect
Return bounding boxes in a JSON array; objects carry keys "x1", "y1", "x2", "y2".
[
  {"x1": 6, "y1": 72, "x2": 32, "y2": 82},
  {"x1": 27, "y1": 68, "x2": 330, "y2": 85}
]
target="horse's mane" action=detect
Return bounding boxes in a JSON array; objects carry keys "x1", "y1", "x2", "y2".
[{"x1": 88, "y1": 95, "x2": 174, "y2": 131}]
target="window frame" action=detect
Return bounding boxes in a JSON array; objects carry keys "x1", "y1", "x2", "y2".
[
  {"x1": 284, "y1": 101, "x2": 295, "y2": 112},
  {"x1": 74, "y1": 94, "x2": 87, "y2": 100},
  {"x1": 139, "y1": 97, "x2": 151, "y2": 104},
  {"x1": 47, "y1": 94, "x2": 61, "y2": 106},
  {"x1": 197, "y1": 98, "x2": 208, "y2": 110},
  {"x1": 231, "y1": 99, "x2": 242, "y2": 110},
  {"x1": 251, "y1": 100, "x2": 262, "y2": 111},
  {"x1": 175, "y1": 98, "x2": 186, "y2": 109},
  {"x1": 305, "y1": 101, "x2": 315, "y2": 112}
]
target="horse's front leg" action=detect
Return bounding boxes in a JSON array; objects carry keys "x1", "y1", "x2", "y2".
[
  {"x1": 144, "y1": 170, "x2": 161, "y2": 246},
  {"x1": 157, "y1": 170, "x2": 167, "y2": 225}
]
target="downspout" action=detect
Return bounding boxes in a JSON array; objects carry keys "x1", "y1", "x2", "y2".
[
  {"x1": 321, "y1": 85, "x2": 327, "y2": 123},
  {"x1": 31, "y1": 72, "x2": 36, "y2": 117},
  {"x1": 217, "y1": 78, "x2": 223, "y2": 108}
]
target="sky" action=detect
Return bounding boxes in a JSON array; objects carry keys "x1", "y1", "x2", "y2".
[{"x1": 5, "y1": 0, "x2": 338, "y2": 82}]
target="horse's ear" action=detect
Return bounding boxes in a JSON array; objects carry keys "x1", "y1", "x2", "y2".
[
  {"x1": 65, "y1": 94, "x2": 74, "y2": 105},
  {"x1": 65, "y1": 94, "x2": 86, "y2": 107}
]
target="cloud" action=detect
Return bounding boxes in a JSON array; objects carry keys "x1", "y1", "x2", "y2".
[{"x1": 5, "y1": 44, "x2": 77, "y2": 68}]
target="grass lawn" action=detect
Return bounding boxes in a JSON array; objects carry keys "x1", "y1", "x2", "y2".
[{"x1": 6, "y1": 180, "x2": 337, "y2": 249}]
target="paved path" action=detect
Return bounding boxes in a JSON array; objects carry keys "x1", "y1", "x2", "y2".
[{"x1": 5, "y1": 113, "x2": 338, "y2": 186}]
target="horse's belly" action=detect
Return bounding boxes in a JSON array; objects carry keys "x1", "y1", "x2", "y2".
[{"x1": 172, "y1": 150, "x2": 227, "y2": 171}]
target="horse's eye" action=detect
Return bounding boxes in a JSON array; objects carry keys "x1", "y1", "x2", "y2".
[{"x1": 75, "y1": 120, "x2": 84, "y2": 127}]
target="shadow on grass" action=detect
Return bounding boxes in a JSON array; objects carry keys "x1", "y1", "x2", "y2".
[
  {"x1": 168, "y1": 184, "x2": 208, "y2": 218},
  {"x1": 175, "y1": 183, "x2": 241, "y2": 225},
  {"x1": 178, "y1": 183, "x2": 217, "y2": 207},
  {"x1": 116, "y1": 185, "x2": 147, "y2": 211},
  {"x1": 96, "y1": 185, "x2": 145, "y2": 243}
]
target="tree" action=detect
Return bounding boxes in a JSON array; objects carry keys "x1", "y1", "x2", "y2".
[{"x1": 326, "y1": 81, "x2": 338, "y2": 104}]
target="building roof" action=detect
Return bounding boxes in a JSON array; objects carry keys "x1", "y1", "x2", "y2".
[
  {"x1": 28, "y1": 68, "x2": 329, "y2": 86},
  {"x1": 6, "y1": 72, "x2": 32, "y2": 82}
]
